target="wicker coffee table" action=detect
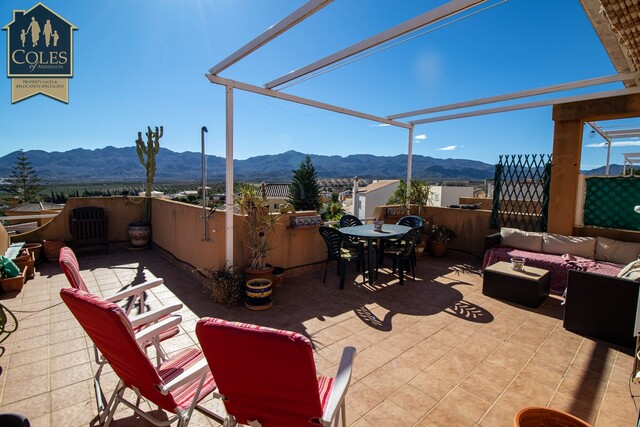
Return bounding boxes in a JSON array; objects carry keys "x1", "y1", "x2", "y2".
[{"x1": 483, "y1": 261, "x2": 550, "y2": 308}]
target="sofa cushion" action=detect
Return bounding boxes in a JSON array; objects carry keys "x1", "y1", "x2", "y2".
[
  {"x1": 542, "y1": 233, "x2": 596, "y2": 259},
  {"x1": 617, "y1": 260, "x2": 640, "y2": 282},
  {"x1": 595, "y1": 236, "x2": 640, "y2": 265},
  {"x1": 500, "y1": 228, "x2": 543, "y2": 252}
]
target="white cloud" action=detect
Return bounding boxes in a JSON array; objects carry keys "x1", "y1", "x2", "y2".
[
  {"x1": 585, "y1": 140, "x2": 640, "y2": 148},
  {"x1": 369, "y1": 123, "x2": 391, "y2": 127},
  {"x1": 438, "y1": 145, "x2": 457, "y2": 151},
  {"x1": 415, "y1": 134, "x2": 427, "y2": 140}
]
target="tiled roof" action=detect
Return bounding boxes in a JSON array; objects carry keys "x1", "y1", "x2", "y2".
[
  {"x1": 4, "y1": 221, "x2": 38, "y2": 234},
  {"x1": 264, "y1": 184, "x2": 290, "y2": 198},
  {"x1": 5, "y1": 202, "x2": 65, "y2": 212},
  {"x1": 357, "y1": 180, "x2": 399, "y2": 193}
]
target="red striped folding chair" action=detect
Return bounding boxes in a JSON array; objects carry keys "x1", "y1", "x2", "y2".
[
  {"x1": 60, "y1": 288, "x2": 218, "y2": 427},
  {"x1": 59, "y1": 246, "x2": 180, "y2": 360},
  {"x1": 195, "y1": 317, "x2": 355, "y2": 427},
  {"x1": 59, "y1": 247, "x2": 182, "y2": 422}
]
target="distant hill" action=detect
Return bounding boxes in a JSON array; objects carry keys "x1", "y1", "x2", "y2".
[{"x1": 0, "y1": 147, "x2": 619, "y2": 183}]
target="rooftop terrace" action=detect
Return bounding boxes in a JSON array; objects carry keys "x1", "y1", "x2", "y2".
[{"x1": 0, "y1": 248, "x2": 636, "y2": 426}]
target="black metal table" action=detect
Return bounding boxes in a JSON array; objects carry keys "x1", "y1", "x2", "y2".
[{"x1": 340, "y1": 224, "x2": 410, "y2": 284}]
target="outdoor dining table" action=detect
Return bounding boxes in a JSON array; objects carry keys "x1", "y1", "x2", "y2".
[{"x1": 340, "y1": 223, "x2": 411, "y2": 284}]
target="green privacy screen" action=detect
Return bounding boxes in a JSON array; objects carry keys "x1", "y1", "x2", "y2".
[{"x1": 584, "y1": 176, "x2": 640, "y2": 231}]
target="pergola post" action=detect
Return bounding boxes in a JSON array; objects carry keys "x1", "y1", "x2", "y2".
[
  {"x1": 549, "y1": 92, "x2": 640, "y2": 235},
  {"x1": 225, "y1": 83, "x2": 234, "y2": 267},
  {"x1": 406, "y1": 126, "x2": 414, "y2": 212}
]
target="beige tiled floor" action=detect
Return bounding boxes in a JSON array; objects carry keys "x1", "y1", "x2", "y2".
[{"x1": 0, "y1": 248, "x2": 637, "y2": 426}]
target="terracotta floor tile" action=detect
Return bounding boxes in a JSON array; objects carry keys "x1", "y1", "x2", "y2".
[
  {"x1": 50, "y1": 362, "x2": 93, "y2": 390},
  {"x1": 494, "y1": 389, "x2": 548, "y2": 415},
  {"x1": 517, "y1": 362, "x2": 563, "y2": 391},
  {"x1": 507, "y1": 375, "x2": 555, "y2": 404},
  {"x1": 458, "y1": 371, "x2": 506, "y2": 405},
  {"x1": 1, "y1": 376, "x2": 50, "y2": 405},
  {"x1": 409, "y1": 371, "x2": 456, "y2": 401},
  {"x1": 4, "y1": 359, "x2": 49, "y2": 385},
  {"x1": 598, "y1": 386, "x2": 638, "y2": 422},
  {"x1": 426, "y1": 352, "x2": 478, "y2": 384},
  {"x1": 363, "y1": 400, "x2": 419, "y2": 427},
  {"x1": 440, "y1": 386, "x2": 492, "y2": 423},
  {"x1": 51, "y1": 400, "x2": 96, "y2": 427},
  {"x1": 389, "y1": 384, "x2": 437, "y2": 419},
  {"x1": 347, "y1": 381, "x2": 386, "y2": 417},
  {"x1": 379, "y1": 357, "x2": 422, "y2": 384},
  {"x1": 478, "y1": 404, "x2": 516, "y2": 427},
  {"x1": 418, "y1": 403, "x2": 476, "y2": 427},
  {"x1": 595, "y1": 409, "x2": 638, "y2": 426},
  {"x1": 548, "y1": 391, "x2": 599, "y2": 424},
  {"x1": 360, "y1": 369, "x2": 406, "y2": 397}
]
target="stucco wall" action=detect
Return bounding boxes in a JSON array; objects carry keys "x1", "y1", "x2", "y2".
[
  {"x1": 379, "y1": 205, "x2": 495, "y2": 258},
  {"x1": 11, "y1": 196, "x2": 144, "y2": 245},
  {"x1": 0, "y1": 223, "x2": 10, "y2": 254}
]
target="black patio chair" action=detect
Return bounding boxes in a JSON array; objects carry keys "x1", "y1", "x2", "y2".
[
  {"x1": 319, "y1": 226, "x2": 362, "y2": 289},
  {"x1": 383, "y1": 226, "x2": 422, "y2": 286},
  {"x1": 339, "y1": 214, "x2": 370, "y2": 272}
]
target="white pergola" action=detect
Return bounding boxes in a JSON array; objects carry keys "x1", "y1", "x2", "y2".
[
  {"x1": 586, "y1": 121, "x2": 640, "y2": 175},
  {"x1": 208, "y1": 0, "x2": 640, "y2": 266}
]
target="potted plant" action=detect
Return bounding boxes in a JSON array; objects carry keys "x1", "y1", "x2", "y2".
[
  {"x1": 201, "y1": 264, "x2": 244, "y2": 306},
  {"x1": 236, "y1": 183, "x2": 280, "y2": 309},
  {"x1": 429, "y1": 224, "x2": 456, "y2": 257},
  {"x1": 128, "y1": 126, "x2": 162, "y2": 248}
]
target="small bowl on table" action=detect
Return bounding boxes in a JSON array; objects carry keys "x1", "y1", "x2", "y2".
[{"x1": 511, "y1": 256, "x2": 526, "y2": 271}]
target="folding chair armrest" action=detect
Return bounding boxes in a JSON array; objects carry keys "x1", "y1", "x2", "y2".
[
  {"x1": 321, "y1": 346, "x2": 356, "y2": 424},
  {"x1": 129, "y1": 303, "x2": 183, "y2": 328},
  {"x1": 135, "y1": 315, "x2": 182, "y2": 347},
  {"x1": 158, "y1": 358, "x2": 211, "y2": 395},
  {"x1": 105, "y1": 278, "x2": 164, "y2": 303}
]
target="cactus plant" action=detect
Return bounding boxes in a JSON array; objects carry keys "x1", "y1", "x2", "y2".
[{"x1": 135, "y1": 126, "x2": 162, "y2": 224}]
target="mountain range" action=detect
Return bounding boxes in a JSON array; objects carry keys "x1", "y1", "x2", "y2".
[{"x1": 0, "y1": 147, "x2": 622, "y2": 183}]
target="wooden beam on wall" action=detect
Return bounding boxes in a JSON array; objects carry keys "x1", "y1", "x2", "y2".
[{"x1": 553, "y1": 92, "x2": 640, "y2": 122}]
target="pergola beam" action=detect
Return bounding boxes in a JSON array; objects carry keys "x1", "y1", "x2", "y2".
[
  {"x1": 209, "y1": 0, "x2": 333, "y2": 75},
  {"x1": 586, "y1": 121, "x2": 612, "y2": 175},
  {"x1": 264, "y1": 0, "x2": 485, "y2": 89},
  {"x1": 390, "y1": 72, "x2": 639, "y2": 119},
  {"x1": 207, "y1": 74, "x2": 412, "y2": 129},
  {"x1": 410, "y1": 87, "x2": 640, "y2": 125}
]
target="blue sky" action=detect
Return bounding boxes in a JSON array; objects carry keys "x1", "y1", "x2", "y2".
[{"x1": 0, "y1": 0, "x2": 635, "y2": 171}]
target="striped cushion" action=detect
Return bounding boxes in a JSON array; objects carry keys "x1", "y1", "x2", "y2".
[
  {"x1": 59, "y1": 247, "x2": 89, "y2": 292},
  {"x1": 158, "y1": 348, "x2": 217, "y2": 412}
]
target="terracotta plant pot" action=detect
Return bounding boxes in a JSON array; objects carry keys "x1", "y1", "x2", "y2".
[
  {"x1": 430, "y1": 241, "x2": 448, "y2": 257},
  {"x1": 272, "y1": 267, "x2": 285, "y2": 286},
  {"x1": 244, "y1": 266, "x2": 274, "y2": 283},
  {"x1": 514, "y1": 407, "x2": 592, "y2": 427},
  {"x1": 22, "y1": 243, "x2": 42, "y2": 264},
  {"x1": 42, "y1": 240, "x2": 65, "y2": 262}
]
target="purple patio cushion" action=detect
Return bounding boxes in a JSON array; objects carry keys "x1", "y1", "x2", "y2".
[{"x1": 483, "y1": 246, "x2": 623, "y2": 295}]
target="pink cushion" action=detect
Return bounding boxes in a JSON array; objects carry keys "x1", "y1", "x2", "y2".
[
  {"x1": 483, "y1": 247, "x2": 622, "y2": 295},
  {"x1": 196, "y1": 317, "x2": 333, "y2": 427}
]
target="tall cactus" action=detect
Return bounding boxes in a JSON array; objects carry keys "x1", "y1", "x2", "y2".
[{"x1": 135, "y1": 126, "x2": 162, "y2": 224}]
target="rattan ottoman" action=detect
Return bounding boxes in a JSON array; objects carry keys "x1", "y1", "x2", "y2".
[{"x1": 483, "y1": 261, "x2": 550, "y2": 308}]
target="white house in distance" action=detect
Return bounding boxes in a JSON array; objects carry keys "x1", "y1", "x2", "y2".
[
  {"x1": 428, "y1": 181, "x2": 475, "y2": 207},
  {"x1": 352, "y1": 180, "x2": 400, "y2": 219}
]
